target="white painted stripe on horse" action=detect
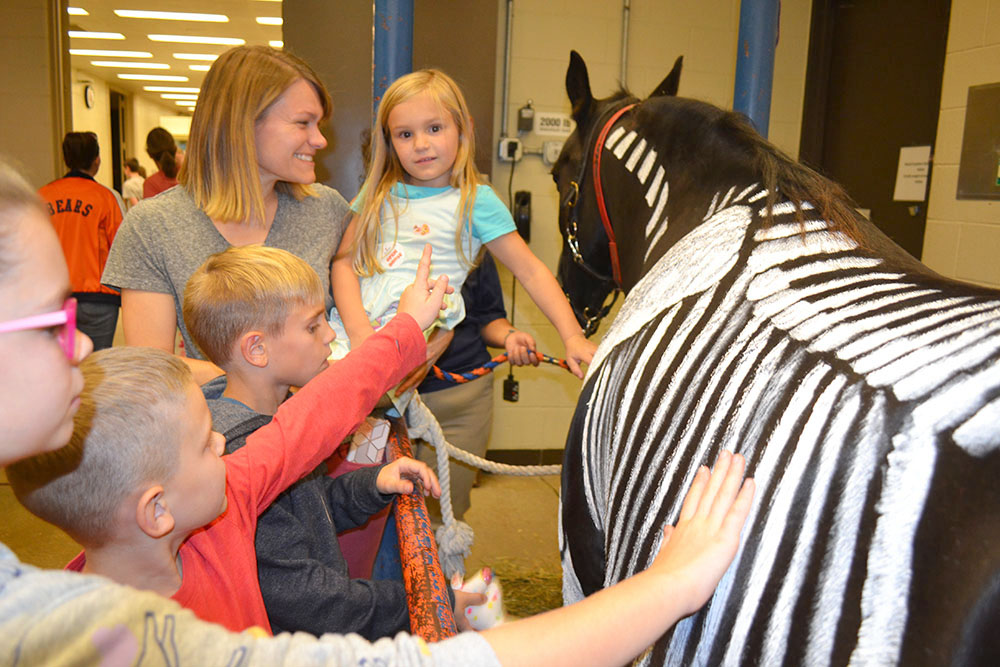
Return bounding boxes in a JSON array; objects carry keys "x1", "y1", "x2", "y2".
[
  {"x1": 704, "y1": 192, "x2": 720, "y2": 220},
  {"x1": 751, "y1": 271, "x2": 904, "y2": 327},
  {"x1": 604, "y1": 126, "x2": 626, "y2": 151},
  {"x1": 645, "y1": 166, "x2": 664, "y2": 207},
  {"x1": 736, "y1": 183, "x2": 760, "y2": 203},
  {"x1": 759, "y1": 200, "x2": 816, "y2": 218},
  {"x1": 881, "y1": 318, "x2": 1000, "y2": 400},
  {"x1": 612, "y1": 130, "x2": 637, "y2": 159},
  {"x1": 832, "y1": 296, "x2": 987, "y2": 363},
  {"x1": 855, "y1": 307, "x2": 1000, "y2": 383},
  {"x1": 760, "y1": 370, "x2": 850, "y2": 666},
  {"x1": 605, "y1": 290, "x2": 725, "y2": 569},
  {"x1": 580, "y1": 361, "x2": 615, "y2": 526},
  {"x1": 806, "y1": 387, "x2": 886, "y2": 666},
  {"x1": 590, "y1": 206, "x2": 752, "y2": 374},
  {"x1": 637, "y1": 149, "x2": 657, "y2": 184},
  {"x1": 747, "y1": 257, "x2": 886, "y2": 302},
  {"x1": 606, "y1": 298, "x2": 711, "y2": 578},
  {"x1": 748, "y1": 189, "x2": 769, "y2": 203},
  {"x1": 852, "y1": 424, "x2": 936, "y2": 665},
  {"x1": 808, "y1": 288, "x2": 954, "y2": 357},
  {"x1": 748, "y1": 231, "x2": 859, "y2": 276},
  {"x1": 644, "y1": 219, "x2": 669, "y2": 264},
  {"x1": 772, "y1": 281, "x2": 912, "y2": 332},
  {"x1": 713, "y1": 341, "x2": 811, "y2": 663},
  {"x1": 954, "y1": 395, "x2": 1000, "y2": 456},
  {"x1": 645, "y1": 179, "x2": 669, "y2": 238},
  {"x1": 796, "y1": 287, "x2": 948, "y2": 345},
  {"x1": 719, "y1": 185, "x2": 737, "y2": 210},
  {"x1": 754, "y1": 219, "x2": 830, "y2": 241},
  {"x1": 625, "y1": 138, "x2": 647, "y2": 171}
]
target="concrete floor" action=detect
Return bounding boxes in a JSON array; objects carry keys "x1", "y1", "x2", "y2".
[{"x1": 0, "y1": 466, "x2": 562, "y2": 594}]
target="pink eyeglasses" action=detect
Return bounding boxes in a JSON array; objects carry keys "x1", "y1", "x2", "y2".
[{"x1": 0, "y1": 297, "x2": 78, "y2": 359}]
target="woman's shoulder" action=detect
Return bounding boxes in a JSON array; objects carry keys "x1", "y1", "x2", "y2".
[{"x1": 292, "y1": 183, "x2": 350, "y2": 212}]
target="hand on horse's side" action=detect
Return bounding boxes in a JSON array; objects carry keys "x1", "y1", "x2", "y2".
[
  {"x1": 564, "y1": 332, "x2": 597, "y2": 378},
  {"x1": 651, "y1": 450, "x2": 754, "y2": 617},
  {"x1": 398, "y1": 244, "x2": 453, "y2": 332}
]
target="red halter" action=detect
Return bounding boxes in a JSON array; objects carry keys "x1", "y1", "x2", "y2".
[{"x1": 590, "y1": 103, "x2": 635, "y2": 288}]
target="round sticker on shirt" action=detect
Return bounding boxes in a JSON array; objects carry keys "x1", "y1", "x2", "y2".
[{"x1": 381, "y1": 242, "x2": 405, "y2": 269}]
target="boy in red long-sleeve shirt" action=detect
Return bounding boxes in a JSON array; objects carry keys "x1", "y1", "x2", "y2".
[{"x1": 7, "y1": 246, "x2": 450, "y2": 634}]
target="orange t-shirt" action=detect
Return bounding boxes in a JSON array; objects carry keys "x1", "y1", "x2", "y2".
[{"x1": 38, "y1": 173, "x2": 123, "y2": 297}]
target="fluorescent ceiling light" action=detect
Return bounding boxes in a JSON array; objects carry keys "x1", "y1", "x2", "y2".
[
  {"x1": 161, "y1": 93, "x2": 199, "y2": 100},
  {"x1": 70, "y1": 49, "x2": 153, "y2": 58},
  {"x1": 69, "y1": 31, "x2": 125, "y2": 40},
  {"x1": 67, "y1": 7, "x2": 89, "y2": 15},
  {"x1": 256, "y1": 17, "x2": 282, "y2": 26},
  {"x1": 172, "y1": 53, "x2": 219, "y2": 61},
  {"x1": 148, "y1": 34, "x2": 245, "y2": 45},
  {"x1": 188, "y1": 64, "x2": 211, "y2": 71},
  {"x1": 176, "y1": 100, "x2": 197, "y2": 106},
  {"x1": 118, "y1": 73, "x2": 189, "y2": 81},
  {"x1": 114, "y1": 10, "x2": 228, "y2": 22},
  {"x1": 269, "y1": 40, "x2": 283, "y2": 48},
  {"x1": 91, "y1": 60, "x2": 170, "y2": 69},
  {"x1": 144, "y1": 86, "x2": 200, "y2": 92}
]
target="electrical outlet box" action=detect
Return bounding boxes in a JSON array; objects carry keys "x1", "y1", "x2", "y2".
[
  {"x1": 498, "y1": 137, "x2": 523, "y2": 162},
  {"x1": 542, "y1": 141, "x2": 564, "y2": 166}
]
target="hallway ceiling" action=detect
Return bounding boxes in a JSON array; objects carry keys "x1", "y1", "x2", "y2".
[{"x1": 66, "y1": 1, "x2": 282, "y2": 114}]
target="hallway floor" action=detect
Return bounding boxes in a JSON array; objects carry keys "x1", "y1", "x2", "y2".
[{"x1": 0, "y1": 467, "x2": 563, "y2": 616}]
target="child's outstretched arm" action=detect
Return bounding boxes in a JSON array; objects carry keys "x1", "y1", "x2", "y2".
[
  {"x1": 486, "y1": 232, "x2": 596, "y2": 378},
  {"x1": 331, "y1": 215, "x2": 377, "y2": 347},
  {"x1": 480, "y1": 450, "x2": 754, "y2": 666}
]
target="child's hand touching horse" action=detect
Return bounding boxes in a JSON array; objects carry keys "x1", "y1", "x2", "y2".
[
  {"x1": 650, "y1": 449, "x2": 755, "y2": 616},
  {"x1": 479, "y1": 450, "x2": 753, "y2": 666}
]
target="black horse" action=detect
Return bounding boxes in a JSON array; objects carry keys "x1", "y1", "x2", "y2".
[{"x1": 553, "y1": 50, "x2": 1000, "y2": 665}]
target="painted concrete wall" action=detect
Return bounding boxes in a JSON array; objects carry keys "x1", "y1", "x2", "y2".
[{"x1": 922, "y1": 0, "x2": 1000, "y2": 289}]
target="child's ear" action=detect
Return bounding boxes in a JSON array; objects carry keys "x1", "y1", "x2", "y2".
[
  {"x1": 136, "y1": 486, "x2": 174, "y2": 539},
  {"x1": 240, "y1": 331, "x2": 268, "y2": 368}
]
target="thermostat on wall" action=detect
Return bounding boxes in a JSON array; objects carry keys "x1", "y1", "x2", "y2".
[{"x1": 84, "y1": 85, "x2": 95, "y2": 109}]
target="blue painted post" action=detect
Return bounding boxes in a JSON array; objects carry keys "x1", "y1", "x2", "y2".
[
  {"x1": 733, "y1": 0, "x2": 780, "y2": 138},
  {"x1": 373, "y1": 0, "x2": 414, "y2": 114}
]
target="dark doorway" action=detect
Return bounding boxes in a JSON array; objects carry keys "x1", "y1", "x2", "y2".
[
  {"x1": 109, "y1": 89, "x2": 126, "y2": 193},
  {"x1": 800, "y1": 0, "x2": 951, "y2": 259}
]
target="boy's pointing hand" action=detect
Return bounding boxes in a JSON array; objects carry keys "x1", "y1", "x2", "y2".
[{"x1": 398, "y1": 244, "x2": 453, "y2": 331}]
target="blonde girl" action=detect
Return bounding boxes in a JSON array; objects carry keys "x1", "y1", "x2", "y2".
[{"x1": 331, "y1": 69, "x2": 596, "y2": 378}]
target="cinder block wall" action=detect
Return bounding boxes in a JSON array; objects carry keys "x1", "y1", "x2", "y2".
[
  {"x1": 485, "y1": 0, "x2": 813, "y2": 451},
  {"x1": 922, "y1": 0, "x2": 1000, "y2": 288}
]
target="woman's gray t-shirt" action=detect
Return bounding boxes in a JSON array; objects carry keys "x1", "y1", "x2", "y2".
[{"x1": 102, "y1": 184, "x2": 350, "y2": 359}]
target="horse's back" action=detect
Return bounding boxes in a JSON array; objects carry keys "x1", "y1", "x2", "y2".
[{"x1": 561, "y1": 205, "x2": 1000, "y2": 665}]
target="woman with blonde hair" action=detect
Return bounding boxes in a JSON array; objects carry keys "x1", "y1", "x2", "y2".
[{"x1": 104, "y1": 45, "x2": 351, "y2": 382}]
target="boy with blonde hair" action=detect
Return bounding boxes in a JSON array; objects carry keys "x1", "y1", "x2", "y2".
[
  {"x1": 183, "y1": 244, "x2": 475, "y2": 637},
  {"x1": 8, "y1": 247, "x2": 451, "y2": 634}
]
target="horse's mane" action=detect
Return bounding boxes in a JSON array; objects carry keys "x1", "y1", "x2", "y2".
[{"x1": 640, "y1": 96, "x2": 863, "y2": 243}]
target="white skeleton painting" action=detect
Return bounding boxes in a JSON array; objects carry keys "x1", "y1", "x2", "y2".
[{"x1": 553, "y1": 51, "x2": 1000, "y2": 666}]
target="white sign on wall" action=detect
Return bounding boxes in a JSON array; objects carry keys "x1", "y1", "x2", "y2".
[
  {"x1": 892, "y1": 145, "x2": 931, "y2": 202},
  {"x1": 534, "y1": 112, "x2": 575, "y2": 137}
]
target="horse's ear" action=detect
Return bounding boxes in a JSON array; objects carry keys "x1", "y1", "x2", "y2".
[
  {"x1": 649, "y1": 56, "x2": 683, "y2": 98},
  {"x1": 566, "y1": 50, "x2": 594, "y2": 123}
]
